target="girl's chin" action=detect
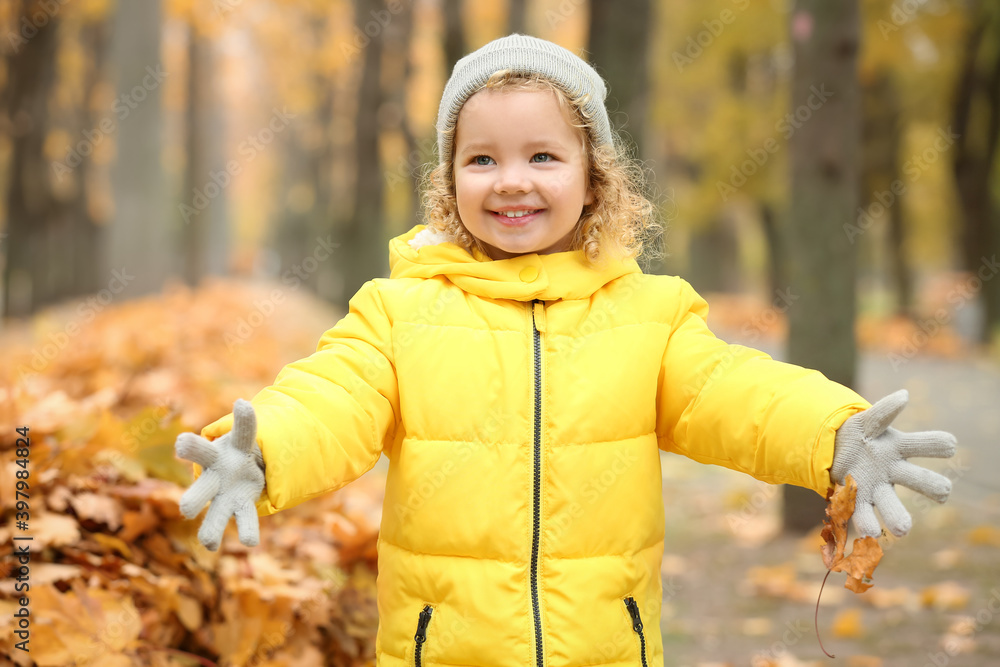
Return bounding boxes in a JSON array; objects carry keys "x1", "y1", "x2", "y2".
[{"x1": 482, "y1": 234, "x2": 572, "y2": 259}]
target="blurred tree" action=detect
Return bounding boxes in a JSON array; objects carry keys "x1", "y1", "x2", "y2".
[
  {"x1": 860, "y1": 69, "x2": 912, "y2": 316},
  {"x1": 586, "y1": 0, "x2": 652, "y2": 161},
  {"x1": 70, "y1": 16, "x2": 113, "y2": 302},
  {"x1": 443, "y1": 0, "x2": 466, "y2": 73},
  {"x1": 2, "y1": 1, "x2": 60, "y2": 316},
  {"x1": 2, "y1": 1, "x2": 111, "y2": 316},
  {"x1": 782, "y1": 0, "x2": 861, "y2": 532},
  {"x1": 950, "y1": 0, "x2": 1000, "y2": 344},
  {"x1": 508, "y1": 0, "x2": 528, "y2": 34},
  {"x1": 181, "y1": 25, "x2": 229, "y2": 286},
  {"x1": 275, "y1": 9, "x2": 337, "y2": 297},
  {"x1": 107, "y1": 0, "x2": 170, "y2": 300},
  {"x1": 382, "y1": 0, "x2": 420, "y2": 226},
  {"x1": 337, "y1": 0, "x2": 389, "y2": 304}
]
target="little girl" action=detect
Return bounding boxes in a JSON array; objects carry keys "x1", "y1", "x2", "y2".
[{"x1": 175, "y1": 34, "x2": 957, "y2": 667}]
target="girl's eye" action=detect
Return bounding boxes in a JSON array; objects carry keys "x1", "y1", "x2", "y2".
[
  {"x1": 531, "y1": 153, "x2": 552, "y2": 163},
  {"x1": 473, "y1": 155, "x2": 494, "y2": 166}
]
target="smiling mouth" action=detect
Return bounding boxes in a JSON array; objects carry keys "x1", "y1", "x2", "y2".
[{"x1": 492, "y1": 209, "x2": 543, "y2": 218}]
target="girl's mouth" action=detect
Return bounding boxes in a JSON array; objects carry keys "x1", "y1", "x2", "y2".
[{"x1": 490, "y1": 209, "x2": 543, "y2": 226}]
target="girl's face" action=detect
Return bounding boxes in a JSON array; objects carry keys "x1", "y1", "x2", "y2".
[{"x1": 453, "y1": 88, "x2": 594, "y2": 260}]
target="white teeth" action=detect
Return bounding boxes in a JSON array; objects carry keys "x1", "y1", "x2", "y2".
[{"x1": 496, "y1": 209, "x2": 539, "y2": 218}]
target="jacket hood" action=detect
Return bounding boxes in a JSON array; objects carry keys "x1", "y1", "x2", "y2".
[{"x1": 388, "y1": 225, "x2": 641, "y2": 301}]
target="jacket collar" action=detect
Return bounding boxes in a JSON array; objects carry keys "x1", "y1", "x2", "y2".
[{"x1": 388, "y1": 225, "x2": 641, "y2": 302}]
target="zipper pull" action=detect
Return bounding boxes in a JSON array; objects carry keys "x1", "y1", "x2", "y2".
[
  {"x1": 624, "y1": 597, "x2": 643, "y2": 633},
  {"x1": 415, "y1": 605, "x2": 433, "y2": 643},
  {"x1": 532, "y1": 300, "x2": 547, "y2": 333}
]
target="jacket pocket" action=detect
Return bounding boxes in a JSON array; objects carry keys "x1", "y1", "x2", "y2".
[
  {"x1": 623, "y1": 596, "x2": 649, "y2": 667},
  {"x1": 412, "y1": 604, "x2": 433, "y2": 667}
]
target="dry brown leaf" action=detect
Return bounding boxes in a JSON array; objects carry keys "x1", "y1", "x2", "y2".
[
  {"x1": 816, "y1": 476, "x2": 885, "y2": 658},
  {"x1": 119, "y1": 501, "x2": 161, "y2": 542},
  {"x1": 29, "y1": 511, "x2": 82, "y2": 549},
  {"x1": 835, "y1": 536, "x2": 883, "y2": 594},
  {"x1": 69, "y1": 491, "x2": 124, "y2": 530},
  {"x1": 821, "y1": 476, "x2": 884, "y2": 593}
]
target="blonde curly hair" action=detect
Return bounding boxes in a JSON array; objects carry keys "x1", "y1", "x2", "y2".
[{"x1": 419, "y1": 70, "x2": 661, "y2": 266}]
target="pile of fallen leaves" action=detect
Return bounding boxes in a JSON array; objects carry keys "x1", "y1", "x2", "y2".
[{"x1": 0, "y1": 279, "x2": 383, "y2": 667}]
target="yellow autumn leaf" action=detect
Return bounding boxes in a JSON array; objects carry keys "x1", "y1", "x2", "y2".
[
  {"x1": 967, "y1": 524, "x2": 1000, "y2": 547},
  {"x1": 831, "y1": 608, "x2": 865, "y2": 638},
  {"x1": 921, "y1": 581, "x2": 971, "y2": 611}
]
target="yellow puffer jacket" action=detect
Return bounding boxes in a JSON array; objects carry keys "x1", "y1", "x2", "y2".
[{"x1": 202, "y1": 224, "x2": 870, "y2": 667}]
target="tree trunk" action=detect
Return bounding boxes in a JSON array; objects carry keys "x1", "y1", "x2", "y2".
[
  {"x1": 759, "y1": 201, "x2": 784, "y2": 298},
  {"x1": 860, "y1": 70, "x2": 912, "y2": 317},
  {"x1": 586, "y1": 0, "x2": 652, "y2": 160},
  {"x1": 179, "y1": 25, "x2": 234, "y2": 287},
  {"x1": 337, "y1": 0, "x2": 387, "y2": 306},
  {"x1": 3, "y1": 0, "x2": 60, "y2": 317},
  {"x1": 507, "y1": 0, "x2": 527, "y2": 34},
  {"x1": 782, "y1": 0, "x2": 861, "y2": 533},
  {"x1": 73, "y1": 18, "x2": 113, "y2": 299},
  {"x1": 107, "y1": 0, "x2": 169, "y2": 300},
  {"x1": 275, "y1": 12, "x2": 338, "y2": 299},
  {"x1": 382, "y1": 0, "x2": 419, "y2": 225},
  {"x1": 442, "y1": 0, "x2": 466, "y2": 74},
  {"x1": 950, "y1": 2, "x2": 1000, "y2": 343}
]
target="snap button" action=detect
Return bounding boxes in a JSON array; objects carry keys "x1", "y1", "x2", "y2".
[{"x1": 519, "y1": 266, "x2": 539, "y2": 282}]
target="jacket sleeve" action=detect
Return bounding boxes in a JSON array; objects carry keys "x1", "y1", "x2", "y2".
[
  {"x1": 200, "y1": 280, "x2": 399, "y2": 516},
  {"x1": 655, "y1": 278, "x2": 870, "y2": 496}
]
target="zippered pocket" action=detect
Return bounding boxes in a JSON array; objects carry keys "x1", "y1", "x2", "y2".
[
  {"x1": 623, "y1": 597, "x2": 649, "y2": 667},
  {"x1": 412, "y1": 604, "x2": 433, "y2": 667}
]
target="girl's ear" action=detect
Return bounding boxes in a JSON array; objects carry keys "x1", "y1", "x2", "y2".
[{"x1": 584, "y1": 186, "x2": 595, "y2": 206}]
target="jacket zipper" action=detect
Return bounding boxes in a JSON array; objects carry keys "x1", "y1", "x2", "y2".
[
  {"x1": 624, "y1": 597, "x2": 649, "y2": 667},
  {"x1": 530, "y1": 299, "x2": 545, "y2": 667},
  {"x1": 413, "y1": 605, "x2": 432, "y2": 667}
]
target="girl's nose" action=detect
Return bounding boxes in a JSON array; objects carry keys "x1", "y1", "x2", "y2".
[{"x1": 494, "y1": 166, "x2": 532, "y2": 194}]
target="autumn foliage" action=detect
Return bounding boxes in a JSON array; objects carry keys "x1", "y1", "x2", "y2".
[
  {"x1": 0, "y1": 280, "x2": 383, "y2": 667},
  {"x1": 821, "y1": 476, "x2": 884, "y2": 595}
]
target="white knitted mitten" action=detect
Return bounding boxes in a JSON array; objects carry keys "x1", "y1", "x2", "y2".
[
  {"x1": 175, "y1": 399, "x2": 265, "y2": 550},
  {"x1": 831, "y1": 390, "x2": 956, "y2": 538}
]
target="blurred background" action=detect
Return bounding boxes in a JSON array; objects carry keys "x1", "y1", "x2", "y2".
[{"x1": 1, "y1": 0, "x2": 999, "y2": 665}]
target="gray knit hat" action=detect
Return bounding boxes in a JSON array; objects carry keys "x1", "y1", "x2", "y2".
[{"x1": 435, "y1": 34, "x2": 612, "y2": 166}]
